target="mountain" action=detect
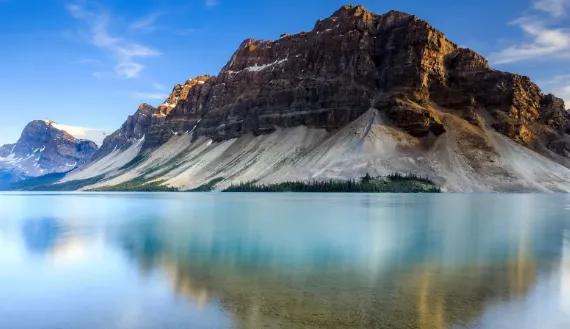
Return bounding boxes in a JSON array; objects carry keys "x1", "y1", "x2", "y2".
[
  {"x1": 0, "y1": 120, "x2": 98, "y2": 188},
  {"x1": 58, "y1": 5, "x2": 570, "y2": 192}
]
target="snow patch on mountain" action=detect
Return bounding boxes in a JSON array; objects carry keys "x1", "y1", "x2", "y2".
[{"x1": 0, "y1": 147, "x2": 47, "y2": 177}]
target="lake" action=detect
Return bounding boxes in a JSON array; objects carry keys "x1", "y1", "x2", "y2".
[{"x1": 0, "y1": 193, "x2": 569, "y2": 329}]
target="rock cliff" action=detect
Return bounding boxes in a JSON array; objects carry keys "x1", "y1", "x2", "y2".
[
  {"x1": 95, "y1": 5, "x2": 568, "y2": 161},
  {"x1": 66, "y1": 5, "x2": 570, "y2": 192}
]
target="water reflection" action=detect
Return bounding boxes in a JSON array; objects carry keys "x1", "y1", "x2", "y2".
[
  {"x1": 122, "y1": 251, "x2": 537, "y2": 329},
  {"x1": 112, "y1": 194, "x2": 569, "y2": 329},
  {"x1": 561, "y1": 230, "x2": 570, "y2": 314},
  {"x1": 0, "y1": 193, "x2": 569, "y2": 328},
  {"x1": 470, "y1": 230, "x2": 570, "y2": 329},
  {"x1": 21, "y1": 217, "x2": 63, "y2": 254}
]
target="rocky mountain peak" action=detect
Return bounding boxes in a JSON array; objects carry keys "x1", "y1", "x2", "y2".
[
  {"x1": 328, "y1": 4, "x2": 375, "y2": 23},
  {"x1": 159, "y1": 75, "x2": 213, "y2": 113},
  {"x1": 138, "y1": 103, "x2": 156, "y2": 114},
  {"x1": 334, "y1": 4, "x2": 366, "y2": 14},
  {"x1": 15, "y1": 120, "x2": 77, "y2": 154},
  {"x1": 51, "y1": 4, "x2": 570, "y2": 193},
  {"x1": 0, "y1": 120, "x2": 98, "y2": 179},
  {"x1": 94, "y1": 4, "x2": 570, "y2": 169}
]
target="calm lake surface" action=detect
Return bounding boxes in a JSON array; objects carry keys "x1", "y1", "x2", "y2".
[{"x1": 0, "y1": 193, "x2": 569, "y2": 329}]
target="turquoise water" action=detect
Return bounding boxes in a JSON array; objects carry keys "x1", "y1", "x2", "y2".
[{"x1": 0, "y1": 193, "x2": 569, "y2": 329}]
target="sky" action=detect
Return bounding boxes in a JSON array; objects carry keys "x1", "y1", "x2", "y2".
[{"x1": 0, "y1": 0, "x2": 569, "y2": 145}]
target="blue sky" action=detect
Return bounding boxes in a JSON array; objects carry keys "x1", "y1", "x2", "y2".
[{"x1": 0, "y1": 0, "x2": 569, "y2": 145}]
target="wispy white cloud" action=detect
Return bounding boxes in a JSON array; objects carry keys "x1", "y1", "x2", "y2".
[
  {"x1": 489, "y1": 0, "x2": 570, "y2": 106},
  {"x1": 129, "y1": 12, "x2": 162, "y2": 32},
  {"x1": 66, "y1": 2, "x2": 160, "y2": 79},
  {"x1": 491, "y1": 17, "x2": 570, "y2": 64},
  {"x1": 114, "y1": 62, "x2": 144, "y2": 79},
  {"x1": 490, "y1": 0, "x2": 570, "y2": 64},
  {"x1": 534, "y1": 0, "x2": 570, "y2": 17},
  {"x1": 52, "y1": 122, "x2": 110, "y2": 146}
]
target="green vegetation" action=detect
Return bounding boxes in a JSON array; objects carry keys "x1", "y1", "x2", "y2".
[
  {"x1": 89, "y1": 178, "x2": 178, "y2": 192},
  {"x1": 189, "y1": 177, "x2": 225, "y2": 192},
  {"x1": 223, "y1": 173, "x2": 440, "y2": 193},
  {"x1": 4, "y1": 172, "x2": 438, "y2": 193}
]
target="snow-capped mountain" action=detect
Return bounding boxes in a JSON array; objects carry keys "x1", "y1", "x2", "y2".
[
  {"x1": 15, "y1": 5, "x2": 570, "y2": 191},
  {"x1": 0, "y1": 120, "x2": 98, "y2": 187}
]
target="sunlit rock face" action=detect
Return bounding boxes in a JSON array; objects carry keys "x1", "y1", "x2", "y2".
[
  {"x1": 65, "y1": 5, "x2": 570, "y2": 192},
  {"x1": 0, "y1": 120, "x2": 98, "y2": 180},
  {"x1": 91, "y1": 104, "x2": 155, "y2": 161},
  {"x1": 96, "y1": 5, "x2": 569, "y2": 159}
]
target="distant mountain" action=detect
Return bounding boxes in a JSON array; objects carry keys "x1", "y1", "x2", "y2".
[
  {"x1": 25, "y1": 5, "x2": 570, "y2": 191},
  {"x1": 0, "y1": 120, "x2": 98, "y2": 188}
]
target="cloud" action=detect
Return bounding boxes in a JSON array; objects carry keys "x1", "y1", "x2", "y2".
[
  {"x1": 129, "y1": 12, "x2": 162, "y2": 32},
  {"x1": 66, "y1": 2, "x2": 160, "y2": 79},
  {"x1": 490, "y1": 0, "x2": 570, "y2": 64},
  {"x1": 534, "y1": 0, "x2": 570, "y2": 17},
  {"x1": 115, "y1": 62, "x2": 143, "y2": 79},
  {"x1": 491, "y1": 17, "x2": 570, "y2": 64},
  {"x1": 51, "y1": 122, "x2": 110, "y2": 146}
]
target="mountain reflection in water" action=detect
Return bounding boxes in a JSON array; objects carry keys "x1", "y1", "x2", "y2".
[{"x1": 0, "y1": 193, "x2": 569, "y2": 329}]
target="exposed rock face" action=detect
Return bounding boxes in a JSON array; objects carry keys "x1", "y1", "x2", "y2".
[
  {"x1": 92, "y1": 76, "x2": 215, "y2": 160},
  {"x1": 0, "y1": 144, "x2": 15, "y2": 158},
  {"x1": 0, "y1": 120, "x2": 98, "y2": 179},
  {"x1": 93, "y1": 104, "x2": 157, "y2": 160},
  {"x1": 63, "y1": 5, "x2": 570, "y2": 192},
  {"x1": 95, "y1": 4, "x2": 569, "y2": 167}
]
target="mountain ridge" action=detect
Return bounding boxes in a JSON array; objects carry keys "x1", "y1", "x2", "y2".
[
  {"x1": 20, "y1": 5, "x2": 570, "y2": 191},
  {"x1": 0, "y1": 120, "x2": 98, "y2": 187},
  {"x1": 95, "y1": 5, "x2": 568, "y2": 158}
]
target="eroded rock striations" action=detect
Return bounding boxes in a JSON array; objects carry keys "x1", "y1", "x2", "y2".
[
  {"x1": 95, "y1": 5, "x2": 569, "y2": 163},
  {"x1": 0, "y1": 120, "x2": 98, "y2": 182},
  {"x1": 70, "y1": 5, "x2": 570, "y2": 192}
]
